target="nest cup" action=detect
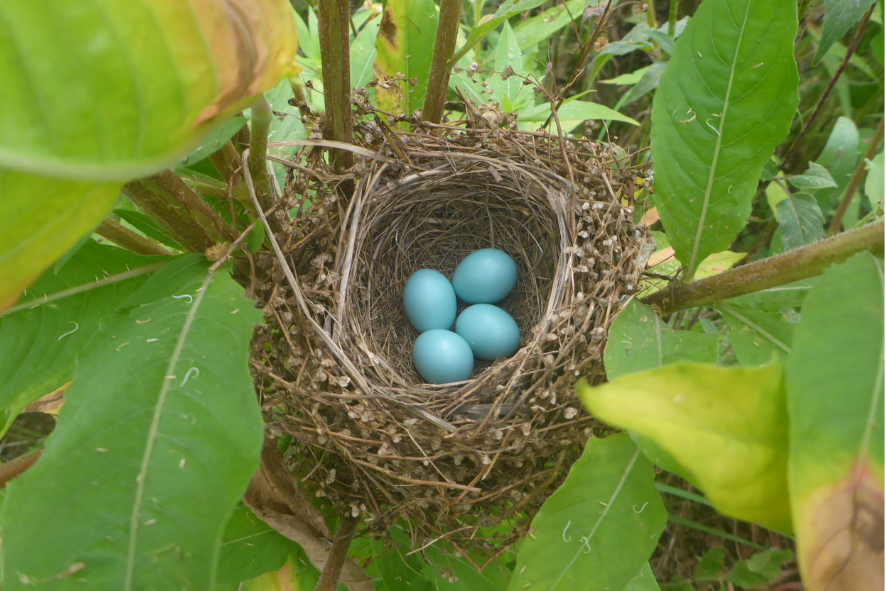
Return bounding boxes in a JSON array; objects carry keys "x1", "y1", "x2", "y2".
[{"x1": 258, "y1": 127, "x2": 647, "y2": 559}]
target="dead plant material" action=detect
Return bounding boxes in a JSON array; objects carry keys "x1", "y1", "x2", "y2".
[{"x1": 250, "y1": 114, "x2": 650, "y2": 560}]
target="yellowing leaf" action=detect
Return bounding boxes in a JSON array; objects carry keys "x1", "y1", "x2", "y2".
[{"x1": 578, "y1": 361, "x2": 792, "y2": 532}]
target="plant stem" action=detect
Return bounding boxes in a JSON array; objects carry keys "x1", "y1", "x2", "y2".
[
  {"x1": 643, "y1": 0, "x2": 657, "y2": 29},
  {"x1": 153, "y1": 169, "x2": 239, "y2": 243},
  {"x1": 315, "y1": 514, "x2": 360, "y2": 591},
  {"x1": 208, "y1": 142, "x2": 241, "y2": 186},
  {"x1": 828, "y1": 118, "x2": 885, "y2": 235},
  {"x1": 423, "y1": 0, "x2": 463, "y2": 124},
  {"x1": 641, "y1": 223, "x2": 884, "y2": 315},
  {"x1": 96, "y1": 219, "x2": 173, "y2": 256},
  {"x1": 667, "y1": 0, "x2": 677, "y2": 37},
  {"x1": 318, "y1": 0, "x2": 354, "y2": 171},
  {"x1": 0, "y1": 450, "x2": 42, "y2": 489},
  {"x1": 122, "y1": 179, "x2": 216, "y2": 253},
  {"x1": 246, "y1": 95, "x2": 284, "y2": 235}
]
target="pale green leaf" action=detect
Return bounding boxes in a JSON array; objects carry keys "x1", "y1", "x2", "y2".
[
  {"x1": 0, "y1": 1, "x2": 298, "y2": 181},
  {"x1": 578, "y1": 361, "x2": 792, "y2": 532},
  {"x1": 176, "y1": 117, "x2": 247, "y2": 169},
  {"x1": 772, "y1": 192, "x2": 826, "y2": 254},
  {"x1": 0, "y1": 240, "x2": 162, "y2": 436},
  {"x1": 119, "y1": 254, "x2": 208, "y2": 309},
  {"x1": 351, "y1": 15, "x2": 381, "y2": 89},
  {"x1": 620, "y1": 61, "x2": 668, "y2": 107},
  {"x1": 723, "y1": 549, "x2": 793, "y2": 587},
  {"x1": 600, "y1": 66, "x2": 653, "y2": 85},
  {"x1": 650, "y1": 0, "x2": 800, "y2": 277},
  {"x1": 373, "y1": 0, "x2": 438, "y2": 116},
  {"x1": 786, "y1": 162, "x2": 838, "y2": 190},
  {"x1": 785, "y1": 253, "x2": 884, "y2": 588},
  {"x1": 604, "y1": 300, "x2": 720, "y2": 379},
  {"x1": 624, "y1": 563, "x2": 661, "y2": 591},
  {"x1": 114, "y1": 209, "x2": 185, "y2": 251},
  {"x1": 508, "y1": 434, "x2": 667, "y2": 591},
  {"x1": 490, "y1": 22, "x2": 527, "y2": 111},
  {"x1": 372, "y1": 527, "x2": 431, "y2": 591},
  {"x1": 0, "y1": 169, "x2": 122, "y2": 307},
  {"x1": 813, "y1": 0, "x2": 879, "y2": 65},
  {"x1": 718, "y1": 303, "x2": 794, "y2": 366},
  {"x1": 865, "y1": 151, "x2": 884, "y2": 208},
  {"x1": 513, "y1": 0, "x2": 600, "y2": 50},
  {"x1": 694, "y1": 547, "x2": 726, "y2": 580},
  {"x1": 518, "y1": 99, "x2": 639, "y2": 133},
  {"x1": 4, "y1": 269, "x2": 264, "y2": 589},
  {"x1": 216, "y1": 504, "x2": 298, "y2": 584}
]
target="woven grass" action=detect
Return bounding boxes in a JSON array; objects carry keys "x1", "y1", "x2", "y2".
[{"x1": 251, "y1": 116, "x2": 648, "y2": 564}]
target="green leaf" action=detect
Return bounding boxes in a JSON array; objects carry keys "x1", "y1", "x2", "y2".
[
  {"x1": 371, "y1": 527, "x2": 431, "y2": 591},
  {"x1": 0, "y1": 241, "x2": 162, "y2": 436},
  {"x1": 718, "y1": 303, "x2": 794, "y2": 366},
  {"x1": 176, "y1": 117, "x2": 247, "y2": 169},
  {"x1": 600, "y1": 66, "x2": 653, "y2": 85},
  {"x1": 0, "y1": 1, "x2": 298, "y2": 181},
  {"x1": 694, "y1": 547, "x2": 725, "y2": 580},
  {"x1": 517, "y1": 99, "x2": 640, "y2": 133},
  {"x1": 119, "y1": 254, "x2": 208, "y2": 309},
  {"x1": 813, "y1": 0, "x2": 879, "y2": 65},
  {"x1": 620, "y1": 61, "x2": 668, "y2": 107},
  {"x1": 4, "y1": 269, "x2": 265, "y2": 589},
  {"x1": 351, "y1": 15, "x2": 381, "y2": 89},
  {"x1": 785, "y1": 252, "x2": 884, "y2": 590},
  {"x1": 0, "y1": 169, "x2": 122, "y2": 308},
  {"x1": 373, "y1": 0, "x2": 438, "y2": 116},
  {"x1": 771, "y1": 192, "x2": 826, "y2": 254},
  {"x1": 490, "y1": 22, "x2": 527, "y2": 111},
  {"x1": 114, "y1": 209, "x2": 185, "y2": 251},
  {"x1": 865, "y1": 151, "x2": 884, "y2": 209},
  {"x1": 423, "y1": 544, "x2": 509, "y2": 591},
  {"x1": 578, "y1": 361, "x2": 793, "y2": 532},
  {"x1": 624, "y1": 563, "x2": 661, "y2": 591},
  {"x1": 650, "y1": 0, "x2": 800, "y2": 277},
  {"x1": 723, "y1": 549, "x2": 793, "y2": 587},
  {"x1": 604, "y1": 300, "x2": 720, "y2": 380},
  {"x1": 216, "y1": 504, "x2": 298, "y2": 584},
  {"x1": 508, "y1": 434, "x2": 666, "y2": 591},
  {"x1": 786, "y1": 162, "x2": 838, "y2": 190},
  {"x1": 513, "y1": 0, "x2": 598, "y2": 50},
  {"x1": 449, "y1": 0, "x2": 552, "y2": 66}
]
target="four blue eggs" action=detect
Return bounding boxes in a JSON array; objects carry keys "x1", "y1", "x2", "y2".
[{"x1": 404, "y1": 249, "x2": 522, "y2": 384}]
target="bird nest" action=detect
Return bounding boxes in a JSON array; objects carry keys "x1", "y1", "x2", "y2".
[{"x1": 251, "y1": 119, "x2": 648, "y2": 563}]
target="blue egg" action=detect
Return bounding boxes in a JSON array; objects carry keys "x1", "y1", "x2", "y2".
[
  {"x1": 452, "y1": 249, "x2": 518, "y2": 304},
  {"x1": 413, "y1": 330, "x2": 474, "y2": 384},
  {"x1": 455, "y1": 304, "x2": 520, "y2": 361},
  {"x1": 403, "y1": 269, "x2": 457, "y2": 332}
]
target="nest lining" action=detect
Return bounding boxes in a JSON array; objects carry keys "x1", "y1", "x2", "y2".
[{"x1": 253, "y1": 124, "x2": 648, "y2": 559}]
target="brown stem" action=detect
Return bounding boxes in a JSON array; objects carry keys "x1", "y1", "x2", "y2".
[
  {"x1": 315, "y1": 515, "x2": 361, "y2": 591},
  {"x1": 0, "y1": 450, "x2": 42, "y2": 489},
  {"x1": 153, "y1": 169, "x2": 239, "y2": 243},
  {"x1": 422, "y1": 0, "x2": 463, "y2": 124},
  {"x1": 207, "y1": 142, "x2": 241, "y2": 185},
  {"x1": 96, "y1": 219, "x2": 173, "y2": 256},
  {"x1": 780, "y1": 3, "x2": 875, "y2": 172},
  {"x1": 180, "y1": 174, "x2": 229, "y2": 200},
  {"x1": 318, "y1": 0, "x2": 354, "y2": 170},
  {"x1": 122, "y1": 180, "x2": 215, "y2": 253},
  {"x1": 828, "y1": 118, "x2": 885, "y2": 235},
  {"x1": 247, "y1": 96, "x2": 282, "y2": 234},
  {"x1": 641, "y1": 223, "x2": 884, "y2": 315}
]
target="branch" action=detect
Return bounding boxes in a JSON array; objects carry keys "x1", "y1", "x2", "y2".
[
  {"x1": 316, "y1": 515, "x2": 361, "y2": 591},
  {"x1": 96, "y1": 218, "x2": 174, "y2": 256},
  {"x1": 422, "y1": 0, "x2": 463, "y2": 124},
  {"x1": 121, "y1": 180, "x2": 215, "y2": 253},
  {"x1": 828, "y1": 118, "x2": 884, "y2": 235},
  {"x1": 641, "y1": 223, "x2": 884, "y2": 315},
  {"x1": 247, "y1": 95, "x2": 283, "y2": 234},
  {"x1": 318, "y1": 0, "x2": 354, "y2": 170}
]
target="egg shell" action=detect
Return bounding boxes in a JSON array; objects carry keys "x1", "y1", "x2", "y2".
[
  {"x1": 455, "y1": 304, "x2": 520, "y2": 361},
  {"x1": 412, "y1": 330, "x2": 474, "y2": 384},
  {"x1": 403, "y1": 269, "x2": 457, "y2": 332},
  {"x1": 452, "y1": 249, "x2": 518, "y2": 304}
]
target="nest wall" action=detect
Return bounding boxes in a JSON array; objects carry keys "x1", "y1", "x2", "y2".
[{"x1": 252, "y1": 125, "x2": 648, "y2": 559}]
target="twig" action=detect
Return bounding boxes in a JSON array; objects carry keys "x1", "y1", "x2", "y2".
[
  {"x1": 828, "y1": 118, "x2": 884, "y2": 235},
  {"x1": 315, "y1": 515, "x2": 361, "y2": 591},
  {"x1": 423, "y1": 0, "x2": 463, "y2": 124},
  {"x1": 641, "y1": 222, "x2": 884, "y2": 314},
  {"x1": 779, "y1": 3, "x2": 875, "y2": 173},
  {"x1": 96, "y1": 219, "x2": 173, "y2": 256},
  {"x1": 318, "y1": 0, "x2": 354, "y2": 171},
  {"x1": 247, "y1": 95, "x2": 282, "y2": 235}
]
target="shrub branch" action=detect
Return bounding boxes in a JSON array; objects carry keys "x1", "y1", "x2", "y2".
[{"x1": 423, "y1": 0, "x2": 463, "y2": 124}]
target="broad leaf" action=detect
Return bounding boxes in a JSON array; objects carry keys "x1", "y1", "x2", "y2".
[
  {"x1": 513, "y1": 0, "x2": 597, "y2": 50},
  {"x1": 694, "y1": 547, "x2": 726, "y2": 580},
  {"x1": 723, "y1": 549, "x2": 793, "y2": 587},
  {"x1": 786, "y1": 162, "x2": 838, "y2": 190},
  {"x1": 424, "y1": 544, "x2": 510, "y2": 591},
  {"x1": 490, "y1": 22, "x2": 527, "y2": 111},
  {"x1": 771, "y1": 192, "x2": 826, "y2": 254},
  {"x1": 718, "y1": 303, "x2": 795, "y2": 366},
  {"x1": 0, "y1": 0, "x2": 297, "y2": 181},
  {"x1": 517, "y1": 99, "x2": 639, "y2": 133},
  {"x1": 865, "y1": 151, "x2": 884, "y2": 209},
  {"x1": 450, "y1": 0, "x2": 561, "y2": 64},
  {"x1": 216, "y1": 504, "x2": 298, "y2": 584},
  {"x1": 624, "y1": 563, "x2": 661, "y2": 591},
  {"x1": 0, "y1": 170, "x2": 122, "y2": 309},
  {"x1": 114, "y1": 208, "x2": 186, "y2": 251},
  {"x1": 813, "y1": 0, "x2": 879, "y2": 65},
  {"x1": 578, "y1": 361, "x2": 793, "y2": 532},
  {"x1": 508, "y1": 434, "x2": 667, "y2": 591},
  {"x1": 4, "y1": 268, "x2": 265, "y2": 589},
  {"x1": 0, "y1": 240, "x2": 162, "y2": 436},
  {"x1": 176, "y1": 117, "x2": 248, "y2": 169},
  {"x1": 372, "y1": 527, "x2": 431, "y2": 591},
  {"x1": 650, "y1": 0, "x2": 800, "y2": 277},
  {"x1": 373, "y1": 0, "x2": 438, "y2": 116},
  {"x1": 604, "y1": 300, "x2": 719, "y2": 379},
  {"x1": 620, "y1": 61, "x2": 668, "y2": 107},
  {"x1": 785, "y1": 252, "x2": 884, "y2": 591},
  {"x1": 351, "y1": 15, "x2": 381, "y2": 89}
]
